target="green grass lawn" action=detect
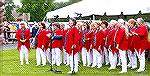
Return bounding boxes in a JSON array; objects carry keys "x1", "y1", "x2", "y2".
[{"x1": 0, "y1": 49, "x2": 150, "y2": 76}]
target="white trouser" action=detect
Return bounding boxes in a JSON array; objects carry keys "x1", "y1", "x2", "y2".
[
  {"x1": 66, "y1": 53, "x2": 70, "y2": 65},
  {"x1": 36, "y1": 48, "x2": 46, "y2": 65},
  {"x1": 135, "y1": 49, "x2": 145, "y2": 70},
  {"x1": 82, "y1": 47, "x2": 92, "y2": 66},
  {"x1": 77, "y1": 52, "x2": 80, "y2": 62},
  {"x1": 103, "y1": 47, "x2": 109, "y2": 64},
  {"x1": 52, "y1": 48, "x2": 62, "y2": 66},
  {"x1": 69, "y1": 52, "x2": 79, "y2": 72},
  {"x1": 117, "y1": 52, "x2": 121, "y2": 65},
  {"x1": 92, "y1": 49, "x2": 102, "y2": 67},
  {"x1": 46, "y1": 48, "x2": 51, "y2": 64},
  {"x1": 119, "y1": 49, "x2": 127, "y2": 72},
  {"x1": 127, "y1": 50, "x2": 137, "y2": 68},
  {"x1": 82, "y1": 47, "x2": 87, "y2": 65},
  {"x1": 87, "y1": 49, "x2": 93, "y2": 66},
  {"x1": 20, "y1": 45, "x2": 29, "y2": 63},
  {"x1": 63, "y1": 49, "x2": 67, "y2": 64},
  {"x1": 108, "y1": 49, "x2": 117, "y2": 68}
]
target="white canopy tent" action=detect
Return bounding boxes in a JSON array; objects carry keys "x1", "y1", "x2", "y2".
[{"x1": 46, "y1": 0, "x2": 150, "y2": 18}]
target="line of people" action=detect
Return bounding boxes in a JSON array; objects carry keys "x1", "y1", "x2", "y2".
[{"x1": 15, "y1": 18, "x2": 149, "y2": 74}]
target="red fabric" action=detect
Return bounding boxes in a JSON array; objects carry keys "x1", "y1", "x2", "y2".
[
  {"x1": 131, "y1": 28, "x2": 141, "y2": 51},
  {"x1": 90, "y1": 30, "x2": 105, "y2": 52},
  {"x1": 16, "y1": 29, "x2": 31, "y2": 51},
  {"x1": 84, "y1": 30, "x2": 93, "y2": 51},
  {"x1": 97, "y1": 30, "x2": 105, "y2": 52},
  {"x1": 116, "y1": 27, "x2": 128, "y2": 51},
  {"x1": 36, "y1": 29, "x2": 46, "y2": 49},
  {"x1": 43, "y1": 30, "x2": 51, "y2": 50},
  {"x1": 63, "y1": 29, "x2": 69, "y2": 49},
  {"x1": 66, "y1": 26, "x2": 79, "y2": 55},
  {"x1": 128, "y1": 27, "x2": 136, "y2": 53},
  {"x1": 78, "y1": 31, "x2": 83, "y2": 52},
  {"x1": 60, "y1": 29, "x2": 66, "y2": 47},
  {"x1": 135, "y1": 25, "x2": 148, "y2": 54},
  {"x1": 104, "y1": 28, "x2": 111, "y2": 49},
  {"x1": 107, "y1": 28, "x2": 118, "y2": 54},
  {"x1": 52, "y1": 29, "x2": 63, "y2": 49}
]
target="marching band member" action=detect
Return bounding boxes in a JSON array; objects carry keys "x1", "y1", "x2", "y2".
[
  {"x1": 81, "y1": 22, "x2": 93, "y2": 67},
  {"x1": 64, "y1": 28, "x2": 70, "y2": 66},
  {"x1": 127, "y1": 19, "x2": 137, "y2": 69},
  {"x1": 51, "y1": 23, "x2": 63, "y2": 66},
  {"x1": 66, "y1": 18, "x2": 79, "y2": 73},
  {"x1": 36, "y1": 22, "x2": 47, "y2": 66},
  {"x1": 43, "y1": 23, "x2": 51, "y2": 64},
  {"x1": 101, "y1": 20, "x2": 109, "y2": 65},
  {"x1": 77, "y1": 22, "x2": 83, "y2": 63},
  {"x1": 132, "y1": 18, "x2": 148, "y2": 72},
  {"x1": 107, "y1": 20, "x2": 118, "y2": 70},
  {"x1": 60, "y1": 23, "x2": 67, "y2": 65},
  {"x1": 91, "y1": 22, "x2": 103, "y2": 68},
  {"x1": 16, "y1": 21, "x2": 31, "y2": 65},
  {"x1": 116, "y1": 19, "x2": 128, "y2": 73}
]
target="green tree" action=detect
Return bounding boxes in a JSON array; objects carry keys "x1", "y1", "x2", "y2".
[
  {"x1": 17, "y1": 0, "x2": 81, "y2": 22},
  {"x1": 17, "y1": 0, "x2": 55, "y2": 22},
  {"x1": 4, "y1": 0, "x2": 15, "y2": 21}
]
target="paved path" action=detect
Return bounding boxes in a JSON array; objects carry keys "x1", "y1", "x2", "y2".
[{"x1": 0, "y1": 43, "x2": 17, "y2": 51}]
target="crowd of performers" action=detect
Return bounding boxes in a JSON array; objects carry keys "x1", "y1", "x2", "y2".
[{"x1": 16, "y1": 18, "x2": 150, "y2": 73}]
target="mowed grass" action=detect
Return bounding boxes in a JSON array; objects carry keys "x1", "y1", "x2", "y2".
[{"x1": 0, "y1": 49, "x2": 150, "y2": 76}]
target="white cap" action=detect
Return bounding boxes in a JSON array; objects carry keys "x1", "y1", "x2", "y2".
[
  {"x1": 110, "y1": 20, "x2": 118, "y2": 25},
  {"x1": 19, "y1": 21, "x2": 28, "y2": 29},
  {"x1": 118, "y1": 19, "x2": 125, "y2": 24}
]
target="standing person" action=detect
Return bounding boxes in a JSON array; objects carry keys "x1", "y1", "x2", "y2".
[
  {"x1": 64, "y1": 28, "x2": 70, "y2": 66},
  {"x1": 131, "y1": 18, "x2": 148, "y2": 72},
  {"x1": 60, "y1": 23, "x2": 67, "y2": 65},
  {"x1": 43, "y1": 22, "x2": 51, "y2": 65},
  {"x1": 91, "y1": 22, "x2": 103, "y2": 68},
  {"x1": 51, "y1": 23, "x2": 63, "y2": 67},
  {"x1": 66, "y1": 18, "x2": 79, "y2": 73},
  {"x1": 16, "y1": 21, "x2": 31, "y2": 65},
  {"x1": 76, "y1": 22, "x2": 83, "y2": 63},
  {"x1": 116, "y1": 19, "x2": 128, "y2": 73},
  {"x1": 36, "y1": 22, "x2": 47, "y2": 66},
  {"x1": 101, "y1": 20, "x2": 109, "y2": 65},
  {"x1": 127, "y1": 19, "x2": 137, "y2": 69},
  {"x1": 31, "y1": 23, "x2": 39, "y2": 48},
  {"x1": 81, "y1": 22, "x2": 93, "y2": 67},
  {"x1": 3, "y1": 21, "x2": 10, "y2": 44},
  {"x1": 107, "y1": 20, "x2": 118, "y2": 70}
]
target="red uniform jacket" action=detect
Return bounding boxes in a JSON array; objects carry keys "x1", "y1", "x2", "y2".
[
  {"x1": 131, "y1": 28, "x2": 141, "y2": 51},
  {"x1": 107, "y1": 28, "x2": 118, "y2": 54},
  {"x1": 78, "y1": 31, "x2": 83, "y2": 52},
  {"x1": 116, "y1": 26, "x2": 128, "y2": 51},
  {"x1": 60, "y1": 29, "x2": 66, "y2": 47},
  {"x1": 104, "y1": 28, "x2": 111, "y2": 49},
  {"x1": 91, "y1": 30, "x2": 104, "y2": 52},
  {"x1": 52, "y1": 29, "x2": 63, "y2": 49},
  {"x1": 84, "y1": 30, "x2": 93, "y2": 51},
  {"x1": 134, "y1": 25, "x2": 148, "y2": 54},
  {"x1": 64, "y1": 29, "x2": 69, "y2": 50},
  {"x1": 36, "y1": 29, "x2": 46, "y2": 49},
  {"x1": 66, "y1": 26, "x2": 79, "y2": 55},
  {"x1": 16, "y1": 29, "x2": 31, "y2": 51},
  {"x1": 43, "y1": 30, "x2": 51, "y2": 50},
  {"x1": 128, "y1": 27, "x2": 136, "y2": 53}
]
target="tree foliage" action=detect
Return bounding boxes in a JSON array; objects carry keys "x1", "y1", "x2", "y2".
[
  {"x1": 4, "y1": 0, "x2": 16, "y2": 21},
  {"x1": 17, "y1": 0, "x2": 81, "y2": 22}
]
